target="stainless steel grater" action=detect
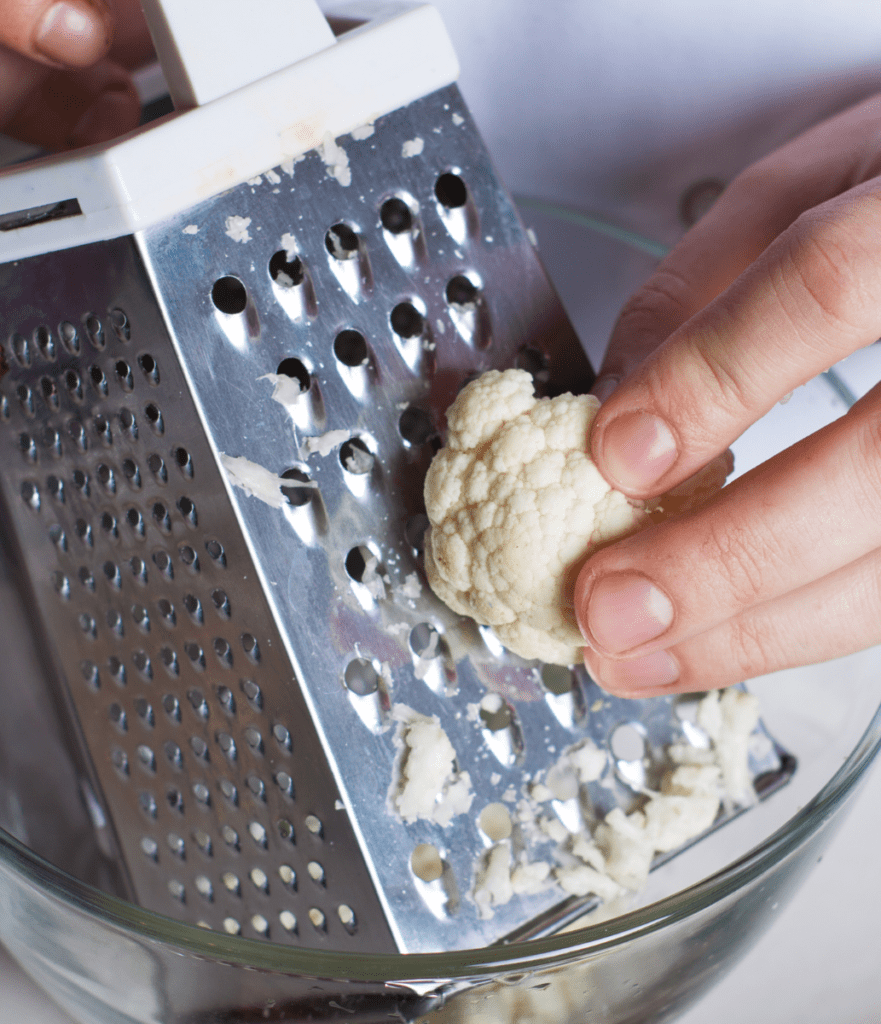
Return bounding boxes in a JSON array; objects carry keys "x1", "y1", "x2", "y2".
[{"x1": 0, "y1": 0, "x2": 794, "y2": 955}]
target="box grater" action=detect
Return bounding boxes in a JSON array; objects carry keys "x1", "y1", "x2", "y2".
[{"x1": 0, "y1": 0, "x2": 794, "y2": 954}]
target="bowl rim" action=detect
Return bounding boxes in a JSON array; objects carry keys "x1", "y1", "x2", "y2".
[{"x1": 2, "y1": 695, "x2": 879, "y2": 985}]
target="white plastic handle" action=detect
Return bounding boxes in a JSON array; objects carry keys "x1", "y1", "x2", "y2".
[{"x1": 139, "y1": 0, "x2": 336, "y2": 109}]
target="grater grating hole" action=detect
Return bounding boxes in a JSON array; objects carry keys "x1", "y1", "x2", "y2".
[
  {"x1": 166, "y1": 787, "x2": 185, "y2": 814},
  {"x1": 276, "y1": 357, "x2": 310, "y2": 393},
  {"x1": 308, "y1": 908, "x2": 326, "y2": 932},
  {"x1": 115, "y1": 360, "x2": 134, "y2": 392},
  {"x1": 79, "y1": 659, "x2": 97, "y2": 692},
  {"x1": 153, "y1": 549, "x2": 174, "y2": 579},
  {"x1": 244, "y1": 727, "x2": 263, "y2": 755},
  {"x1": 187, "y1": 687, "x2": 208, "y2": 717},
  {"x1": 339, "y1": 437, "x2": 373, "y2": 475},
  {"x1": 0, "y1": 395, "x2": 8, "y2": 421},
  {"x1": 246, "y1": 775, "x2": 266, "y2": 802},
  {"x1": 380, "y1": 196, "x2": 414, "y2": 234},
  {"x1": 183, "y1": 593, "x2": 202, "y2": 623},
  {"x1": 276, "y1": 819, "x2": 295, "y2": 844},
  {"x1": 541, "y1": 664, "x2": 575, "y2": 696},
  {"x1": 222, "y1": 824, "x2": 240, "y2": 850},
  {"x1": 68, "y1": 420, "x2": 87, "y2": 451},
  {"x1": 411, "y1": 843, "x2": 443, "y2": 882},
  {"x1": 49, "y1": 523, "x2": 67, "y2": 551},
  {"x1": 325, "y1": 222, "x2": 360, "y2": 261},
  {"x1": 17, "y1": 383, "x2": 34, "y2": 417},
  {"x1": 445, "y1": 274, "x2": 480, "y2": 308},
  {"x1": 11, "y1": 333, "x2": 30, "y2": 367},
  {"x1": 75, "y1": 517, "x2": 92, "y2": 546},
  {"x1": 65, "y1": 369, "x2": 83, "y2": 402},
  {"x1": 190, "y1": 736, "x2": 209, "y2": 761},
  {"x1": 133, "y1": 650, "x2": 152, "y2": 679},
  {"x1": 168, "y1": 879, "x2": 186, "y2": 903},
  {"x1": 131, "y1": 604, "x2": 150, "y2": 633},
  {"x1": 165, "y1": 742, "x2": 183, "y2": 769},
  {"x1": 409, "y1": 622, "x2": 441, "y2": 659},
  {"x1": 157, "y1": 598, "x2": 176, "y2": 627},
  {"x1": 94, "y1": 414, "x2": 112, "y2": 446},
  {"x1": 194, "y1": 875, "x2": 213, "y2": 901},
  {"x1": 110, "y1": 308, "x2": 131, "y2": 342},
  {"x1": 41, "y1": 426, "x2": 62, "y2": 456},
  {"x1": 344, "y1": 658, "x2": 379, "y2": 696},
  {"x1": 250, "y1": 915, "x2": 269, "y2": 937},
  {"x1": 212, "y1": 277, "x2": 248, "y2": 316},
  {"x1": 152, "y1": 501, "x2": 171, "y2": 533},
  {"x1": 119, "y1": 407, "x2": 138, "y2": 439},
  {"x1": 78, "y1": 567, "x2": 95, "y2": 591},
  {"x1": 333, "y1": 329, "x2": 369, "y2": 367},
  {"x1": 185, "y1": 642, "x2": 205, "y2": 669},
  {"x1": 278, "y1": 864, "x2": 296, "y2": 890},
  {"x1": 40, "y1": 376, "x2": 59, "y2": 410},
  {"x1": 249, "y1": 821, "x2": 268, "y2": 848},
  {"x1": 139, "y1": 792, "x2": 157, "y2": 820},
  {"x1": 46, "y1": 475, "x2": 64, "y2": 502},
  {"x1": 272, "y1": 723, "x2": 291, "y2": 751},
  {"x1": 193, "y1": 829, "x2": 213, "y2": 857},
  {"x1": 279, "y1": 468, "x2": 313, "y2": 507},
  {"x1": 137, "y1": 744, "x2": 156, "y2": 773},
  {"x1": 211, "y1": 588, "x2": 230, "y2": 618},
  {"x1": 269, "y1": 250, "x2": 305, "y2": 287},
  {"x1": 337, "y1": 905, "x2": 356, "y2": 933},
  {"x1": 390, "y1": 301, "x2": 424, "y2": 339},
  {"x1": 138, "y1": 353, "x2": 160, "y2": 385},
  {"x1": 223, "y1": 918, "x2": 241, "y2": 936},
  {"x1": 106, "y1": 608, "x2": 124, "y2": 636},
  {"x1": 34, "y1": 325, "x2": 55, "y2": 361},
  {"x1": 148, "y1": 453, "x2": 167, "y2": 483},
  {"x1": 19, "y1": 432, "x2": 36, "y2": 462},
  {"x1": 217, "y1": 732, "x2": 236, "y2": 761},
  {"x1": 241, "y1": 632, "x2": 259, "y2": 662},
  {"x1": 250, "y1": 867, "x2": 269, "y2": 893},
  {"x1": 274, "y1": 770, "x2": 293, "y2": 798},
  {"x1": 515, "y1": 345, "x2": 551, "y2": 384},
  {"x1": 304, "y1": 814, "x2": 323, "y2": 837},
  {"x1": 90, "y1": 365, "x2": 108, "y2": 396},
  {"x1": 279, "y1": 911, "x2": 297, "y2": 934},
  {"x1": 108, "y1": 703, "x2": 126, "y2": 731},
  {"x1": 96, "y1": 463, "x2": 115, "y2": 493},
  {"x1": 241, "y1": 678, "x2": 262, "y2": 709},
  {"x1": 108, "y1": 656, "x2": 126, "y2": 686},
  {"x1": 205, "y1": 539, "x2": 225, "y2": 567},
  {"x1": 398, "y1": 406, "x2": 433, "y2": 447},
  {"x1": 173, "y1": 446, "x2": 193, "y2": 478},
  {"x1": 71, "y1": 469, "x2": 89, "y2": 495},
  {"x1": 51, "y1": 572, "x2": 70, "y2": 599},
  {"x1": 122, "y1": 458, "x2": 141, "y2": 489},
  {"x1": 84, "y1": 314, "x2": 104, "y2": 350},
  {"x1": 144, "y1": 402, "x2": 164, "y2": 434},
  {"x1": 216, "y1": 684, "x2": 235, "y2": 713},
  {"x1": 162, "y1": 693, "x2": 181, "y2": 722},
  {"x1": 177, "y1": 496, "x2": 198, "y2": 527},
  {"x1": 192, "y1": 781, "x2": 210, "y2": 804},
  {"x1": 179, "y1": 544, "x2": 199, "y2": 572},
  {"x1": 140, "y1": 837, "x2": 158, "y2": 861},
  {"x1": 434, "y1": 172, "x2": 468, "y2": 209},
  {"x1": 160, "y1": 646, "x2": 179, "y2": 677},
  {"x1": 59, "y1": 321, "x2": 80, "y2": 354},
  {"x1": 307, "y1": 860, "x2": 325, "y2": 886},
  {"x1": 111, "y1": 747, "x2": 129, "y2": 777}
]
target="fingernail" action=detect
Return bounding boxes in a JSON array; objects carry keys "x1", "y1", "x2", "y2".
[
  {"x1": 605, "y1": 650, "x2": 680, "y2": 692},
  {"x1": 35, "y1": 1, "x2": 110, "y2": 67},
  {"x1": 68, "y1": 87, "x2": 138, "y2": 148},
  {"x1": 601, "y1": 411, "x2": 677, "y2": 492},
  {"x1": 591, "y1": 375, "x2": 621, "y2": 404},
  {"x1": 586, "y1": 572, "x2": 674, "y2": 654}
]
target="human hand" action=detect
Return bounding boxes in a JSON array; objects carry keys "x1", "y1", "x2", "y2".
[
  {"x1": 574, "y1": 92, "x2": 881, "y2": 696},
  {"x1": 0, "y1": 0, "x2": 153, "y2": 151}
]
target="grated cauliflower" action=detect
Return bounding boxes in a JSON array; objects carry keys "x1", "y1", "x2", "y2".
[{"x1": 424, "y1": 369, "x2": 728, "y2": 664}]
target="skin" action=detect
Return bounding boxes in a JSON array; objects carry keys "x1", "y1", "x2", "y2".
[
  {"x1": 0, "y1": 0, "x2": 153, "y2": 150},
  {"x1": 575, "y1": 92, "x2": 881, "y2": 697}
]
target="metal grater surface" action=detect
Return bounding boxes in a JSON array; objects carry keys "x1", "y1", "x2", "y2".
[{"x1": 0, "y1": 84, "x2": 793, "y2": 954}]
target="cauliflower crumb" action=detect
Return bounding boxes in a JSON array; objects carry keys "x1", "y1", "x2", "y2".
[
  {"x1": 351, "y1": 121, "x2": 375, "y2": 140},
  {"x1": 219, "y1": 454, "x2": 296, "y2": 509},
  {"x1": 182, "y1": 224, "x2": 199, "y2": 235},
  {"x1": 318, "y1": 132, "x2": 351, "y2": 186},
  {"x1": 402, "y1": 137, "x2": 425, "y2": 158},
  {"x1": 424, "y1": 369, "x2": 729, "y2": 664},
  {"x1": 302, "y1": 429, "x2": 350, "y2": 457},
  {"x1": 224, "y1": 215, "x2": 252, "y2": 243}
]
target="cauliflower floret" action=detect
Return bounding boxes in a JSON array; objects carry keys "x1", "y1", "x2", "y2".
[{"x1": 424, "y1": 369, "x2": 729, "y2": 664}]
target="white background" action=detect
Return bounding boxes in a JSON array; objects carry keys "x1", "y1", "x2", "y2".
[{"x1": 4, "y1": 0, "x2": 881, "y2": 1020}]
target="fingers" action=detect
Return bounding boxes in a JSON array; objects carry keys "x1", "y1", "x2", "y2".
[
  {"x1": 3, "y1": 58, "x2": 141, "y2": 149},
  {"x1": 591, "y1": 176, "x2": 881, "y2": 497},
  {"x1": 575, "y1": 380, "x2": 881, "y2": 688},
  {"x1": 583, "y1": 546, "x2": 881, "y2": 696},
  {"x1": 0, "y1": 0, "x2": 112, "y2": 69},
  {"x1": 593, "y1": 93, "x2": 881, "y2": 404}
]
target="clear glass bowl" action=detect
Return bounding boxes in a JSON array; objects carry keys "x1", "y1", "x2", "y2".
[{"x1": 1, "y1": 213, "x2": 879, "y2": 1024}]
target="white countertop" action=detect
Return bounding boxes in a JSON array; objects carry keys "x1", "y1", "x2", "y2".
[{"x1": 3, "y1": 1, "x2": 881, "y2": 1019}]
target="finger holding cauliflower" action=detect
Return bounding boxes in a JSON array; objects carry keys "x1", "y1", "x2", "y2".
[{"x1": 423, "y1": 369, "x2": 729, "y2": 665}]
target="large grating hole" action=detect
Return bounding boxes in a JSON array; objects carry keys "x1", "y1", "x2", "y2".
[
  {"x1": 339, "y1": 437, "x2": 373, "y2": 475},
  {"x1": 269, "y1": 250, "x2": 306, "y2": 287},
  {"x1": 110, "y1": 308, "x2": 130, "y2": 342},
  {"x1": 445, "y1": 274, "x2": 480, "y2": 307},
  {"x1": 435, "y1": 172, "x2": 468, "y2": 209},
  {"x1": 344, "y1": 657, "x2": 380, "y2": 696},
  {"x1": 84, "y1": 314, "x2": 104, "y2": 349},
  {"x1": 325, "y1": 222, "x2": 360, "y2": 260},
  {"x1": 138, "y1": 353, "x2": 160, "y2": 385},
  {"x1": 541, "y1": 664, "x2": 574, "y2": 696},
  {"x1": 390, "y1": 301, "x2": 424, "y2": 339},
  {"x1": 333, "y1": 329, "x2": 369, "y2": 367},
  {"x1": 380, "y1": 196, "x2": 414, "y2": 234},
  {"x1": 212, "y1": 276, "x2": 248, "y2": 315},
  {"x1": 276, "y1": 357, "x2": 310, "y2": 393},
  {"x1": 280, "y1": 468, "x2": 313, "y2": 506},
  {"x1": 398, "y1": 406, "x2": 433, "y2": 446}
]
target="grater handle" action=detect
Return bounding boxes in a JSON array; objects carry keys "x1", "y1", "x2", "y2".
[{"x1": 138, "y1": 0, "x2": 336, "y2": 110}]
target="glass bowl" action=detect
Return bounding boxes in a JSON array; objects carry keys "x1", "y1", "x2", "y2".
[{"x1": 1, "y1": 214, "x2": 879, "y2": 1024}]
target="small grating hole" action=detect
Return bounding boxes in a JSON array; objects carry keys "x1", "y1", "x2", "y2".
[
  {"x1": 84, "y1": 314, "x2": 104, "y2": 349},
  {"x1": 277, "y1": 818, "x2": 295, "y2": 844},
  {"x1": 51, "y1": 571, "x2": 70, "y2": 599},
  {"x1": 222, "y1": 824, "x2": 240, "y2": 850},
  {"x1": 216, "y1": 685, "x2": 235, "y2": 713},
  {"x1": 212, "y1": 589, "x2": 231, "y2": 618},
  {"x1": 177, "y1": 496, "x2": 197, "y2": 527},
  {"x1": 168, "y1": 879, "x2": 186, "y2": 902},
  {"x1": 307, "y1": 860, "x2": 325, "y2": 885},
  {"x1": 111, "y1": 748, "x2": 129, "y2": 776},
  {"x1": 278, "y1": 865, "x2": 296, "y2": 889},
  {"x1": 110, "y1": 308, "x2": 131, "y2": 342},
  {"x1": 398, "y1": 406, "x2": 433, "y2": 446},
  {"x1": 269, "y1": 250, "x2": 306, "y2": 287},
  {"x1": 115, "y1": 360, "x2": 133, "y2": 391},
  {"x1": 241, "y1": 679, "x2": 262, "y2": 709},
  {"x1": 250, "y1": 867, "x2": 269, "y2": 892},
  {"x1": 96, "y1": 463, "x2": 115, "y2": 492},
  {"x1": 193, "y1": 829, "x2": 213, "y2": 856},
  {"x1": 140, "y1": 836, "x2": 158, "y2": 860},
  {"x1": 308, "y1": 908, "x2": 326, "y2": 932},
  {"x1": 173, "y1": 446, "x2": 193, "y2": 478},
  {"x1": 59, "y1": 321, "x2": 80, "y2": 353},
  {"x1": 153, "y1": 549, "x2": 174, "y2": 578},
  {"x1": 325, "y1": 222, "x2": 360, "y2": 260},
  {"x1": 46, "y1": 475, "x2": 64, "y2": 501},
  {"x1": 344, "y1": 658, "x2": 380, "y2": 696},
  {"x1": 72, "y1": 469, "x2": 89, "y2": 494},
  {"x1": 138, "y1": 353, "x2": 160, "y2": 385},
  {"x1": 137, "y1": 744, "x2": 156, "y2": 773},
  {"x1": 305, "y1": 814, "x2": 323, "y2": 837},
  {"x1": 195, "y1": 875, "x2": 214, "y2": 901},
  {"x1": 380, "y1": 196, "x2": 414, "y2": 234},
  {"x1": 212, "y1": 276, "x2": 248, "y2": 315},
  {"x1": 144, "y1": 403, "x2": 164, "y2": 434},
  {"x1": 18, "y1": 433, "x2": 36, "y2": 462},
  {"x1": 40, "y1": 376, "x2": 59, "y2": 409},
  {"x1": 122, "y1": 458, "x2": 141, "y2": 488},
  {"x1": 90, "y1": 365, "x2": 108, "y2": 395},
  {"x1": 49, "y1": 524, "x2": 67, "y2": 551},
  {"x1": 165, "y1": 742, "x2": 183, "y2": 768},
  {"x1": 250, "y1": 915, "x2": 269, "y2": 937},
  {"x1": 205, "y1": 539, "x2": 225, "y2": 566},
  {"x1": 68, "y1": 420, "x2": 87, "y2": 451},
  {"x1": 246, "y1": 775, "x2": 266, "y2": 802},
  {"x1": 515, "y1": 345, "x2": 550, "y2": 382},
  {"x1": 190, "y1": 736, "x2": 209, "y2": 760},
  {"x1": 157, "y1": 598, "x2": 176, "y2": 626},
  {"x1": 126, "y1": 507, "x2": 145, "y2": 536},
  {"x1": 337, "y1": 905, "x2": 356, "y2": 933},
  {"x1": 80, "y1": 660, "x2": 99, "y2": 690},
  {"x1": 34, "y1": 326, "x2": 55, "y2": 361},
  {"x1": 108, "y1": 656, "x2": 126, "y2": 685},
  {"x1": 11, "y1": 332, "x2": 30, "y2": 367},
  {"x1": 148, "y1": 453, "x2": 167, "y2": 482},
  {"x1": 220, "y1": 779, "x2": 238, "y2": 806},
  {"x1": 280, "y1": 468, "x2": 313, "y2": 507},
  {"x1": 435, "y1": 172, "x2": 468, "y2": 209},
  {"x1": 161, "y1": 646, "x2": 179, "y2": 677},
  {"x1": 133, "y1": 650, "x2": 152, "y2": 679},
  {"x1": 249, "y1": 821, "x2": 268, "y2": 847},
  {"x1": 162, "y1": 693, "x2": 181, "y2": 721},
  {"x1": 103, "y1": 560, "x2": 121, "y2": 587},
  {"x1": 166, "y1": 787, "x2": 185, "y2": 814},
  {"x1": 131, "y1": 604, "x2": 150, "y2": 633},
  {"x1": 333, "y1": 329, "x2": 369, "y2": 367},
  {"x1": 106, "y1": 609, "x2": 124, "y2": 636},
  {"x1": 390, "y1": 301, "x2": 424, "y2": 339},
  {"x1": 152, "y1": 502, "x2": 171, "y2": 533},
  {"x1": 108, "y1": 703, "x2": 127, "y2": 731},
  {"x1": 192, "y1": 781, "x2": 210, "y2": 804},
  {"x1": 75, "y1": 518, "x2": 92, "y2": 546},
  {"x1": 119, "y1": 407, "x2": 137, "y2": 438},
  {"x1": 245, "y1": 727, "x2": 263, "y2": 754},
  {"x1": 138, "y1": 791, "x2": 157, "y2": 818},
  {"x1": 17, "y1": 384, "x2": 34, "y2": 417},
  {"x1": 80, "y1": 612, "x2": 97, "y2": 638},
  {"x1": 541, "y1": 664, "x2": 574, "y2": 696},
  {"x1": 223, "y1": 918, "x2": 241, "y2": 936},
  {"x1": 185, "y1": 642, "x2": 204, "y2": 669},
  {"x1": 94, "y1": 414, "x2": 112, "y2": 445},
  {"x1": 21, "y1": 480, "x2": 40, "y2": 510},
  {"x1": 65, "y1": 369, "x2": 83, "y2": 401},
  {"x1": 274, "y1": 770, "x2": 293, "y2": 798},
  {"x1": 273, "y1": 723, "x2": 292, "y2": 751},
  {"x1": 179, "y1": 545, "x2": 199, "y2": 572},
  {"x1": 184, "y1": 593, "x2": 203, "y2": 623},
  {"x1": 217, "y1": 732, "x2": 237, "y2": 760},
  {"x1": 241, "y1": 632, "x2": 260, "y2": 663}
]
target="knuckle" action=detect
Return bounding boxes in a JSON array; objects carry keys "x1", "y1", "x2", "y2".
[
  {"x1": 696, "y1": 518, "x2": 771, "y2": 610},
  {"x1": 725, "y1": 614, "x2": 776, "y2": 681},
  {"x1": 613, "y1": 267, "x2": 697, "y2": 341}
]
